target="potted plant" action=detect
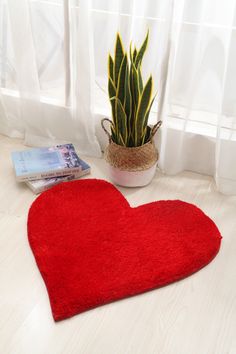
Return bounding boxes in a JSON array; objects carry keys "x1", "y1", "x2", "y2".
[{"x1": 101, "y1": 31, "x2": 162, "y2": 187}]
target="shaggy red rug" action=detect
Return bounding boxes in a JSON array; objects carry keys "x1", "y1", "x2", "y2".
[{"x1": 27, "y1": 179, "x2": 222, "y2": 321}]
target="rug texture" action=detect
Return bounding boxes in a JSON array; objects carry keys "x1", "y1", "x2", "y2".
[{"x1": 27, "y1": 179, "x2": 222, "y2": 321}]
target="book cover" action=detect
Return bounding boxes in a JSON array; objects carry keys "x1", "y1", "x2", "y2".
[
  {"x1": 26, "y1": 168, "x2": 90, "y2": 194},
  {"x1": 11, "y1": 144, "x2": 87, "y2": 181}
]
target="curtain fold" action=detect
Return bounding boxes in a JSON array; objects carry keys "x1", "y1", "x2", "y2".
[
  {"x1": 7, "y1": 0, "x2": 45, "y2": 141},
  {"x1": 0, "y1": 0, "x2": 101, "y2": 156},
  {"x1": 159, "y1": 0, "x2": 236, "y2": 194},
  {"x1": 69, "y1": 0, "x2": 101, "y2": 156},
  {"x1": 0, "y1": 0, "x2": 236, "y2": 193}
]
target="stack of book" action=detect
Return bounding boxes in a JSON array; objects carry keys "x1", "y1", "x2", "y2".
[{"x1": 11, "y1": 143, "x2": 90, "y2": 194}]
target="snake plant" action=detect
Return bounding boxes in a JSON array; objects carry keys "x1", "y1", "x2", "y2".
[{"x1": 108, "y1": 31, "x2": 155, "y2": 147}]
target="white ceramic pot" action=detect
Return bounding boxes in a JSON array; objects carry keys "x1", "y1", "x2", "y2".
[{"x1": 106, "y1": 162, "x2": 157, "y2": 187}]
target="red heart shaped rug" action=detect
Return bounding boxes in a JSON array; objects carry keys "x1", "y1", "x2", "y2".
[{"x1": 27, "y1": 179, "x2": 222, "y2": 321}]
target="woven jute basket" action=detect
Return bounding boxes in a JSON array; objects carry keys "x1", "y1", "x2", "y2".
[{"x1": 101, "y1": 118, "x2": 162, "y2": 172}]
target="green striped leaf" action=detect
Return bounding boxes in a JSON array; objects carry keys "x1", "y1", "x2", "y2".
[
  {"x1": 133, "y1": 47, "x2": 137, "y2": 62},
  {"x1": 129, "y1": 42, "x2": 133, "y2": 63},
  {"x1": 129, "y1": 62, "x2": 139, "y2": 141},
  {"x1": 142, "y1": 94, "x2": 156, "y2": 135},
  {"x1": 118, "y1": 133, "x2": 125, "y2": 146},
  {"x1": 134, "y1": 75, "x2": 153, "y2": 146},
  {"x1": 109, "y1": 96, "x2": 118, "y2": 142},
  {"x1": 108, "y1": 78, "x2": 116, "y2": 100},
  {"x1": 142, "y1": 125, "x2": 151, "y2": 145},
  {"x1": 137, "y1": 64, "x2": 143, "y2": 93},
  {"x1": 108, "y1": 79, "x2": 117, "y2": 136},
  {"x1": 117, "y1": 54, "x2": 128, "y2": 105},
  {"x1": 108, "y1": 54, "x2": 114, "y2": 81},
  {"x1": 124, "y1": 65, "x2": 132, "y2": 134},
  {"x1": 114, "y1": 33, "x2": 125, "y2": 86},
  {"x1": 135, "y1": 30, "x2": 149, "y2": 68},
  {"x1": 115, "y1": 97, "x2": 128, "y2": 145},
  {"x1": 111, "y1": 124, "x2": 117, "y2": 142},
  {"x1": 131, "y1": 62, "x2": 140, "y2": 110}
]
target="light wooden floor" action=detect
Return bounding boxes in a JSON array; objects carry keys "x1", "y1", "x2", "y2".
[{"x1": 0, "y1": 134, "x2": 236, "y2": 354}]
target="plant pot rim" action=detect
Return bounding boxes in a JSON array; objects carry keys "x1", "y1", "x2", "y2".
[{"x1": 109, "y1": 138, "x2": 155, "y2": 150}]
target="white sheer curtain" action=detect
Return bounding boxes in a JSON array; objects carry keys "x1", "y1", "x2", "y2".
[
  {"x1": 0, "y1": 0, "x2": 101, "y2": 156},
  {"x1": 0, "y1": 0, "x2": 236, "y2": 194},
  {"x1": 160, "y1": 0, "x2": 236, "y2": 195}
]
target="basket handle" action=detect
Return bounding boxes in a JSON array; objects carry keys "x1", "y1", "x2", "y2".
[
  {"x1": 101, "y1": 118, "x2": 114, "y2": 143},
  {"x1": 150, "y1": 120, "x2": 162, "y2": 140}
]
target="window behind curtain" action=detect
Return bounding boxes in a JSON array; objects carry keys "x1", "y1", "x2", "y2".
[{"x1": 0, "y1": 0, "x2": 65, "y2": 104}]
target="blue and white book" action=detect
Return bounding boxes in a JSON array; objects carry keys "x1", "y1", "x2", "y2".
[
  {"x1": 26, "y1": 169, "x2": 90, "y2": 194},
  {"x1": 11, "y1": 143, "x2": 89, "y2": 182}
]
